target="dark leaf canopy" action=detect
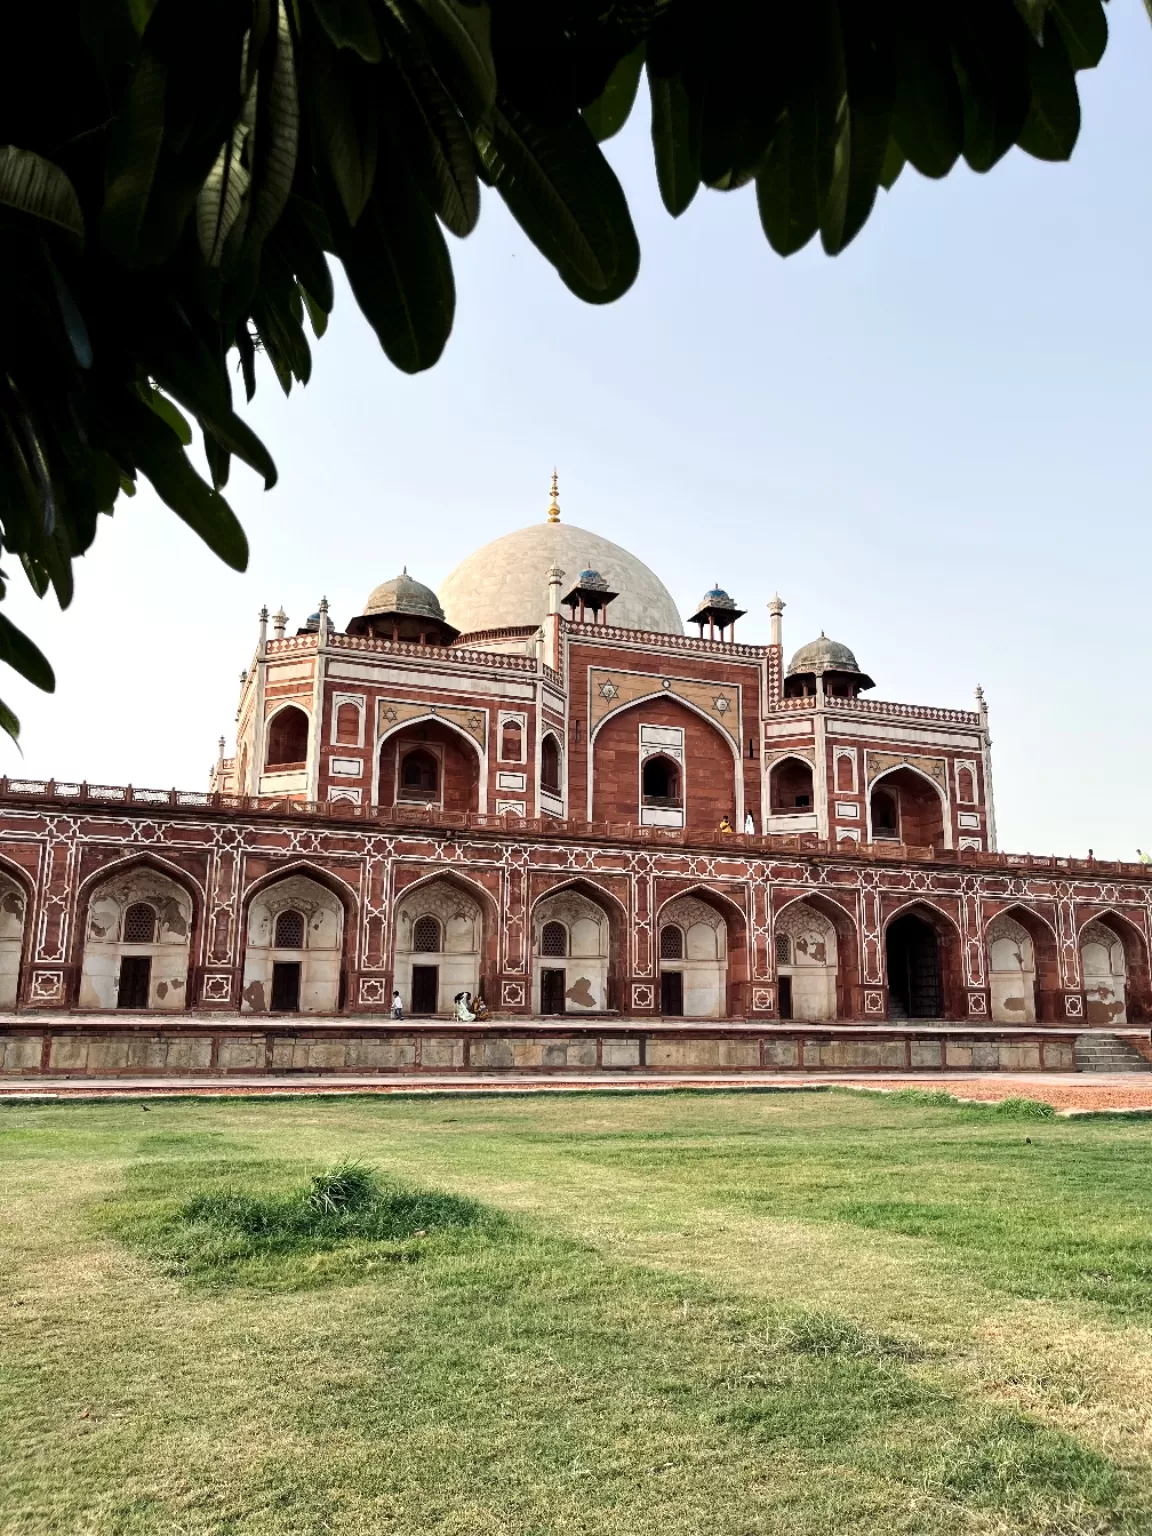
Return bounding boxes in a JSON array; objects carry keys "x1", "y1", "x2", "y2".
[{"x1": 0, "y1": 0, "x2": 1110, "y2": 741}]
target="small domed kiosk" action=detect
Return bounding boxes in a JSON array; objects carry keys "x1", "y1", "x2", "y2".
[{"x1": 784, "y1": 634, "x2": 875, "y2": 699}]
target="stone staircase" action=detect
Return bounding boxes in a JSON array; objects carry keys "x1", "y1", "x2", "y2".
[{"x1": 1074, "y1": 1033, "x2": 1152, "y2": 1073}]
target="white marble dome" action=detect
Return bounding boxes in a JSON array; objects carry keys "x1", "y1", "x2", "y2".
[{"x1": 437, "y1": 521, "x2": 684, "y2": 637}]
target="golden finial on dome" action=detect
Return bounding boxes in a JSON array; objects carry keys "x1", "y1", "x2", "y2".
[{"x1": 547, "y1": 468, "x2": 560, "y2": 523}]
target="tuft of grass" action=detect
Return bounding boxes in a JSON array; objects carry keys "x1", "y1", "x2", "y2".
[
  {"x1": 778, "y1": 1309, "x2": 924, "y2": 1361},
  {"x1": 992, "y1": 1096, "x2": 1058, "y2": 1120},
  {"x1": 102, "y1": 1158, "x2": 507, "y2": 1289}
]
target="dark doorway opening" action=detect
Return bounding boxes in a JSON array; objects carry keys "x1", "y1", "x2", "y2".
[
  {"x1": 886, "y1": 915, "x2": 942, "y2": 1018},
  {"x1": 271, "y1": 961, "x2": 301, "y2": 1012},
  {"x1": 541, "y1": 968, "x2": 566, "y2": 1015},
  {"x1": 660, "y1": 970, "x2": 684, "y2": 1016},
  {"x1": 778, "y1": 975, "x2": 793, "y2": 1020},
  {"x1": 411, "y1": 965, "x2": 439, "y2": 1014},
  {"x1": 117, "y1": 955, "x2": 151, "y2": 1009}
]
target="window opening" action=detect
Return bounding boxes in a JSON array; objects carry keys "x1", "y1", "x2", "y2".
[
  {"x1": 275, "y1": 909, "x2": 305, "y2": 949},
  {"x1": 123, "y1": 902, "x2": 157, "y2": 944},
  {"x1": 660, "y1": 925, "x2": 684, "y2": 960},
  {"x1": 541, "y1": 921, "x2": 567, "y2": 957},
  {"x1": 266, "y1": 706, "x2": 309, "y2": 768},
  {"x1": 957, "y1": 766, "x2": 975, "y2": 803},
  {"x1": 871, "y1": 788, "x2": 899, "y2": 838},
  {"x1": 775, "y1": 932, "x2": 792, "y2": 966},
  {"x1": 836, "y1": 754, "x2": 854, "y2": 793},
  {"x1": 642, "y1": 755, "x2": 681, "y2": 807},
  {"x1": 412, "y1": 915, "x2": 441, "y2": 953},
  {"x1": 770, "y1": 758, "x2": 814, "y2": 813},
  {"x1": 400, "y1": 749, "x2": 438, "y2": 801},
  {"x1": 540, "y1": 734, "x2": 561, "y2": 794}
]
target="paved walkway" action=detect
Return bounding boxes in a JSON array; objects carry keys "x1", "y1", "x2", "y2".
[{"x1": 2, "y1": 1071, "x2": 1150, "y2": 1112}]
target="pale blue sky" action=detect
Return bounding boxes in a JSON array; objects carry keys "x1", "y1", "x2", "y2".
[{"x1": 5, "y1": 7, "x2": 1150, "y2": 859}]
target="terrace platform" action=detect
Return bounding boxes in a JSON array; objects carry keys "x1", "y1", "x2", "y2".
[{"x1": 2, "y1": 1013, "x2": 1149, "y2": 1083}]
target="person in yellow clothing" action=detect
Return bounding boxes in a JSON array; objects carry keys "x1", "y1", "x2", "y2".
[{"x1": 718, "y1": 816, "x2": 733, "y2": 835}]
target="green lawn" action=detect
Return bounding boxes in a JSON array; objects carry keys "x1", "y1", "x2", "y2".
[{"x1": 2, "y1": 1088, "x2": 1152, "y2": 1535}]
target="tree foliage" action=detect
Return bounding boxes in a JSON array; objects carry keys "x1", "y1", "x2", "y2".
[{"x1": 0, "y1": 0, "x2": 1109, "y2": 740}]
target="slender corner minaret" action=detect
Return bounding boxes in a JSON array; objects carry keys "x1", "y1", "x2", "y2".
[
  {"x1": 545, "y1": 564, "x2": 565, "y2": 671},
  {"x1": 768, "y1": 593, "x2": 785, "y2": 649},
  {"x1": 272, "y1": 607, "x2": 287, "y2": 640}
]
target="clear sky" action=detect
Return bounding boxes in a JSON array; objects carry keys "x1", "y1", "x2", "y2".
[{"x1": 4, "y1": 9, "x2": 1150, "y2": 859}]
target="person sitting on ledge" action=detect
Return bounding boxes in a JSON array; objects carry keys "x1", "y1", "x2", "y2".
[
  {"x1": 473, "y1": 995, "x2": 490, "y2": 1021},
  {"x1": 454, "y1": 990, "x2": 477, "y2": 1023},
  {"x1": 718, "y1": 815, "x2": 733, "y2": 835}
]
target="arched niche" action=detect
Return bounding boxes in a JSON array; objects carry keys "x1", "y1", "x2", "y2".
[
  {"x1": 774, "y1": 900, "x2": 840, "y2": 1021},
  {"x1": 869, "y1": 766, "x2": 946, "y2": 849},
  {"x1": 769, "y1": 756, "x2": 815, "y2": 814},
  {"x1": 80, "y1": 866, "x2": 194, "y2": 1011},
  {"x1": 394, "y1": 878, "x2": 485, "y2": 1015},
  {"x1": 658, "y1": 895, "x2": 727, "y2": 1017},
  {"x1": 986, "y1": 909, "x2": 1059, "y2": 1024},
  {"x1": 0, "y1": 873, "x2": 27, "y2": 1008},
  {"x1": 532, "y1": 887, "x2": 612, "y2": 1014},
  {"x1": 1080, "y1": 916, "x2": 1140, "y2": 1026},
  {"x1": 265, "y1": 705, "x2": 310, "y2": 770},
  {"x1": 377, "y1": 720, "x2": 481, "y2": 814},
  {"x1": 243, "y1": 873, "x2": 345, "y2": 1013}
]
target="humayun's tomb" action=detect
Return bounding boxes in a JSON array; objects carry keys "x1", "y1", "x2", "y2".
[{"x1": 1, "y1": 479, "x2": 1149, "y2": 1082}]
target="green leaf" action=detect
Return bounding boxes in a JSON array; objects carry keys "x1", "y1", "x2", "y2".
[
  {"x1": 123, "y1": 397, "x2": 248, "y2": 571},
  {"x1": 476, "y1": 102, "x2": 639, "y2": 302},
  {"x1": 335, "y1": 157, "x2": 455, "y2": 372},
  {"x1": 952, "y1": 1, "x2": 1033, "y2": 173},
  {"x1": 101, "y1": 45, "x2": 167, "y2": 261},
  {"x1": 406, "y1": 0, "x2": 496, "y2": 126},
  {"x1": 44, "y1": 254, "x2": 93, "y2": 369},
  {"x1": 380, "y1": 7, "x2": 480, "y2": 237},
  {"x1": 648, "y1": 69, "x2": 701, "y2": 217},
  {"x1": 1018, "y1": 16, "x2": 1080, "y2": 161},
  {"x1": 879, "y1": 137, "x2": 905, "y2": 190},
  {"x1": 308, "y1": 0, "x2": 381, "y2": 60},
  {"x1": 0, "y1": 611, "x2": 55, "y2": 693},
  {"x1": 139, "y1": 384, "x2": 193, "y2": 445},
  {"x1": 309, "y1": 27, "x2": 379, "y2": 225},
  {"x1": 245, "y1": 0, "x2": 300, "y2": 251},
  {"x1": 756, "y1": 104, "x2": 819, "y2": 257},
  {"x1": 820, "y1": 5, "x2": 896, "y2": 256},
  {"x1": 890, "y1": 9, "x2": 964, "y2": 179},
  {"x1": 197, "y1": 126, "x2": 252, "y2": 265},
  {"x1": 1050, "y1": 0, "x2": 1108, "y2": 70},
  {"x1": 0, "y1": 146, "x2": 85, "y2": 245},
  {"x1": 583, "y1": 44, "x2": 645, "y2": 143}
]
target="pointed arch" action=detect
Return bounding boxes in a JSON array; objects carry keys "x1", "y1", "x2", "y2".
[
  {"x1": 589, "y1": 692, "x2": 740, "y2": 759},
  {"x1": 0, "y1": 853, "x2": 34, "y2": 1009},
  {"x1": 655, "y1": 883, "x2": 748, "y2": 1018},
  {"x1": 772, "y1": 890, "x2": 860, "y2": 1021},
  {"x1": 530, "y1": 877, "x2": 625, "y2": 1015},
  {"x1": 77, "y1": 854, "x2": 202, "y2": 1012},
  {"x1": 882, "y1": 898, "x2": 962, "y2": 1020},
  {"x1": 983, "y1": 903, "x2": 1058, "y2": 1024},
  {"x1": 868, "y1": 764, "x2": 950, "y2": 850},
  {"x1": 375, "y1": 714, "x2": 487, "y2": 813},
  {"x1": 1077, "y1": 908, "x2": 1150, "y2": 1023}
]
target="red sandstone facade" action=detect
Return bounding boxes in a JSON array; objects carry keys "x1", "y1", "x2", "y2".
[{"x1": 0, "y1": 505, "x2": 1145, "y2": 1032}]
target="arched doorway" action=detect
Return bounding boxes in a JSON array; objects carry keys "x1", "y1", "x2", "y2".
[
  {"x1": 80, "y1": 866, "x2": 194, "y2": 1010},
  {"x1": 265, "y1": 705, "x2": 310, "y2": 770},
  {"x1": 532, "y1": 888, "x2": 612, "y2": 1014},
  {"x1": 885, "y1": 910, "x2": 945, "y2": 1019},
  {"x1": 243, "y1": 874, "x2": 345, "y2": 1013},
  {"x1": 394, "y1": 878, "x2": 484, "y2": 1015},
  {"x1": 869, "y1": 767, "x2": 945, "y2": 848},
  {"x1": 658, "y1": 896, "x2": 728, "y2": 1017}
]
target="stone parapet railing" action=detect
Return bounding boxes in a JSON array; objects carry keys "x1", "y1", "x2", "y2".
[
  {"x1": 0, "y1": 778, "x2": 1147, "y2": 881},
  {"x1": 563, "y1": 620, "x2": 768, "y2": 660},
  {"x1": 823, "y1": 695, "x2": 981, "y2": 726}
]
